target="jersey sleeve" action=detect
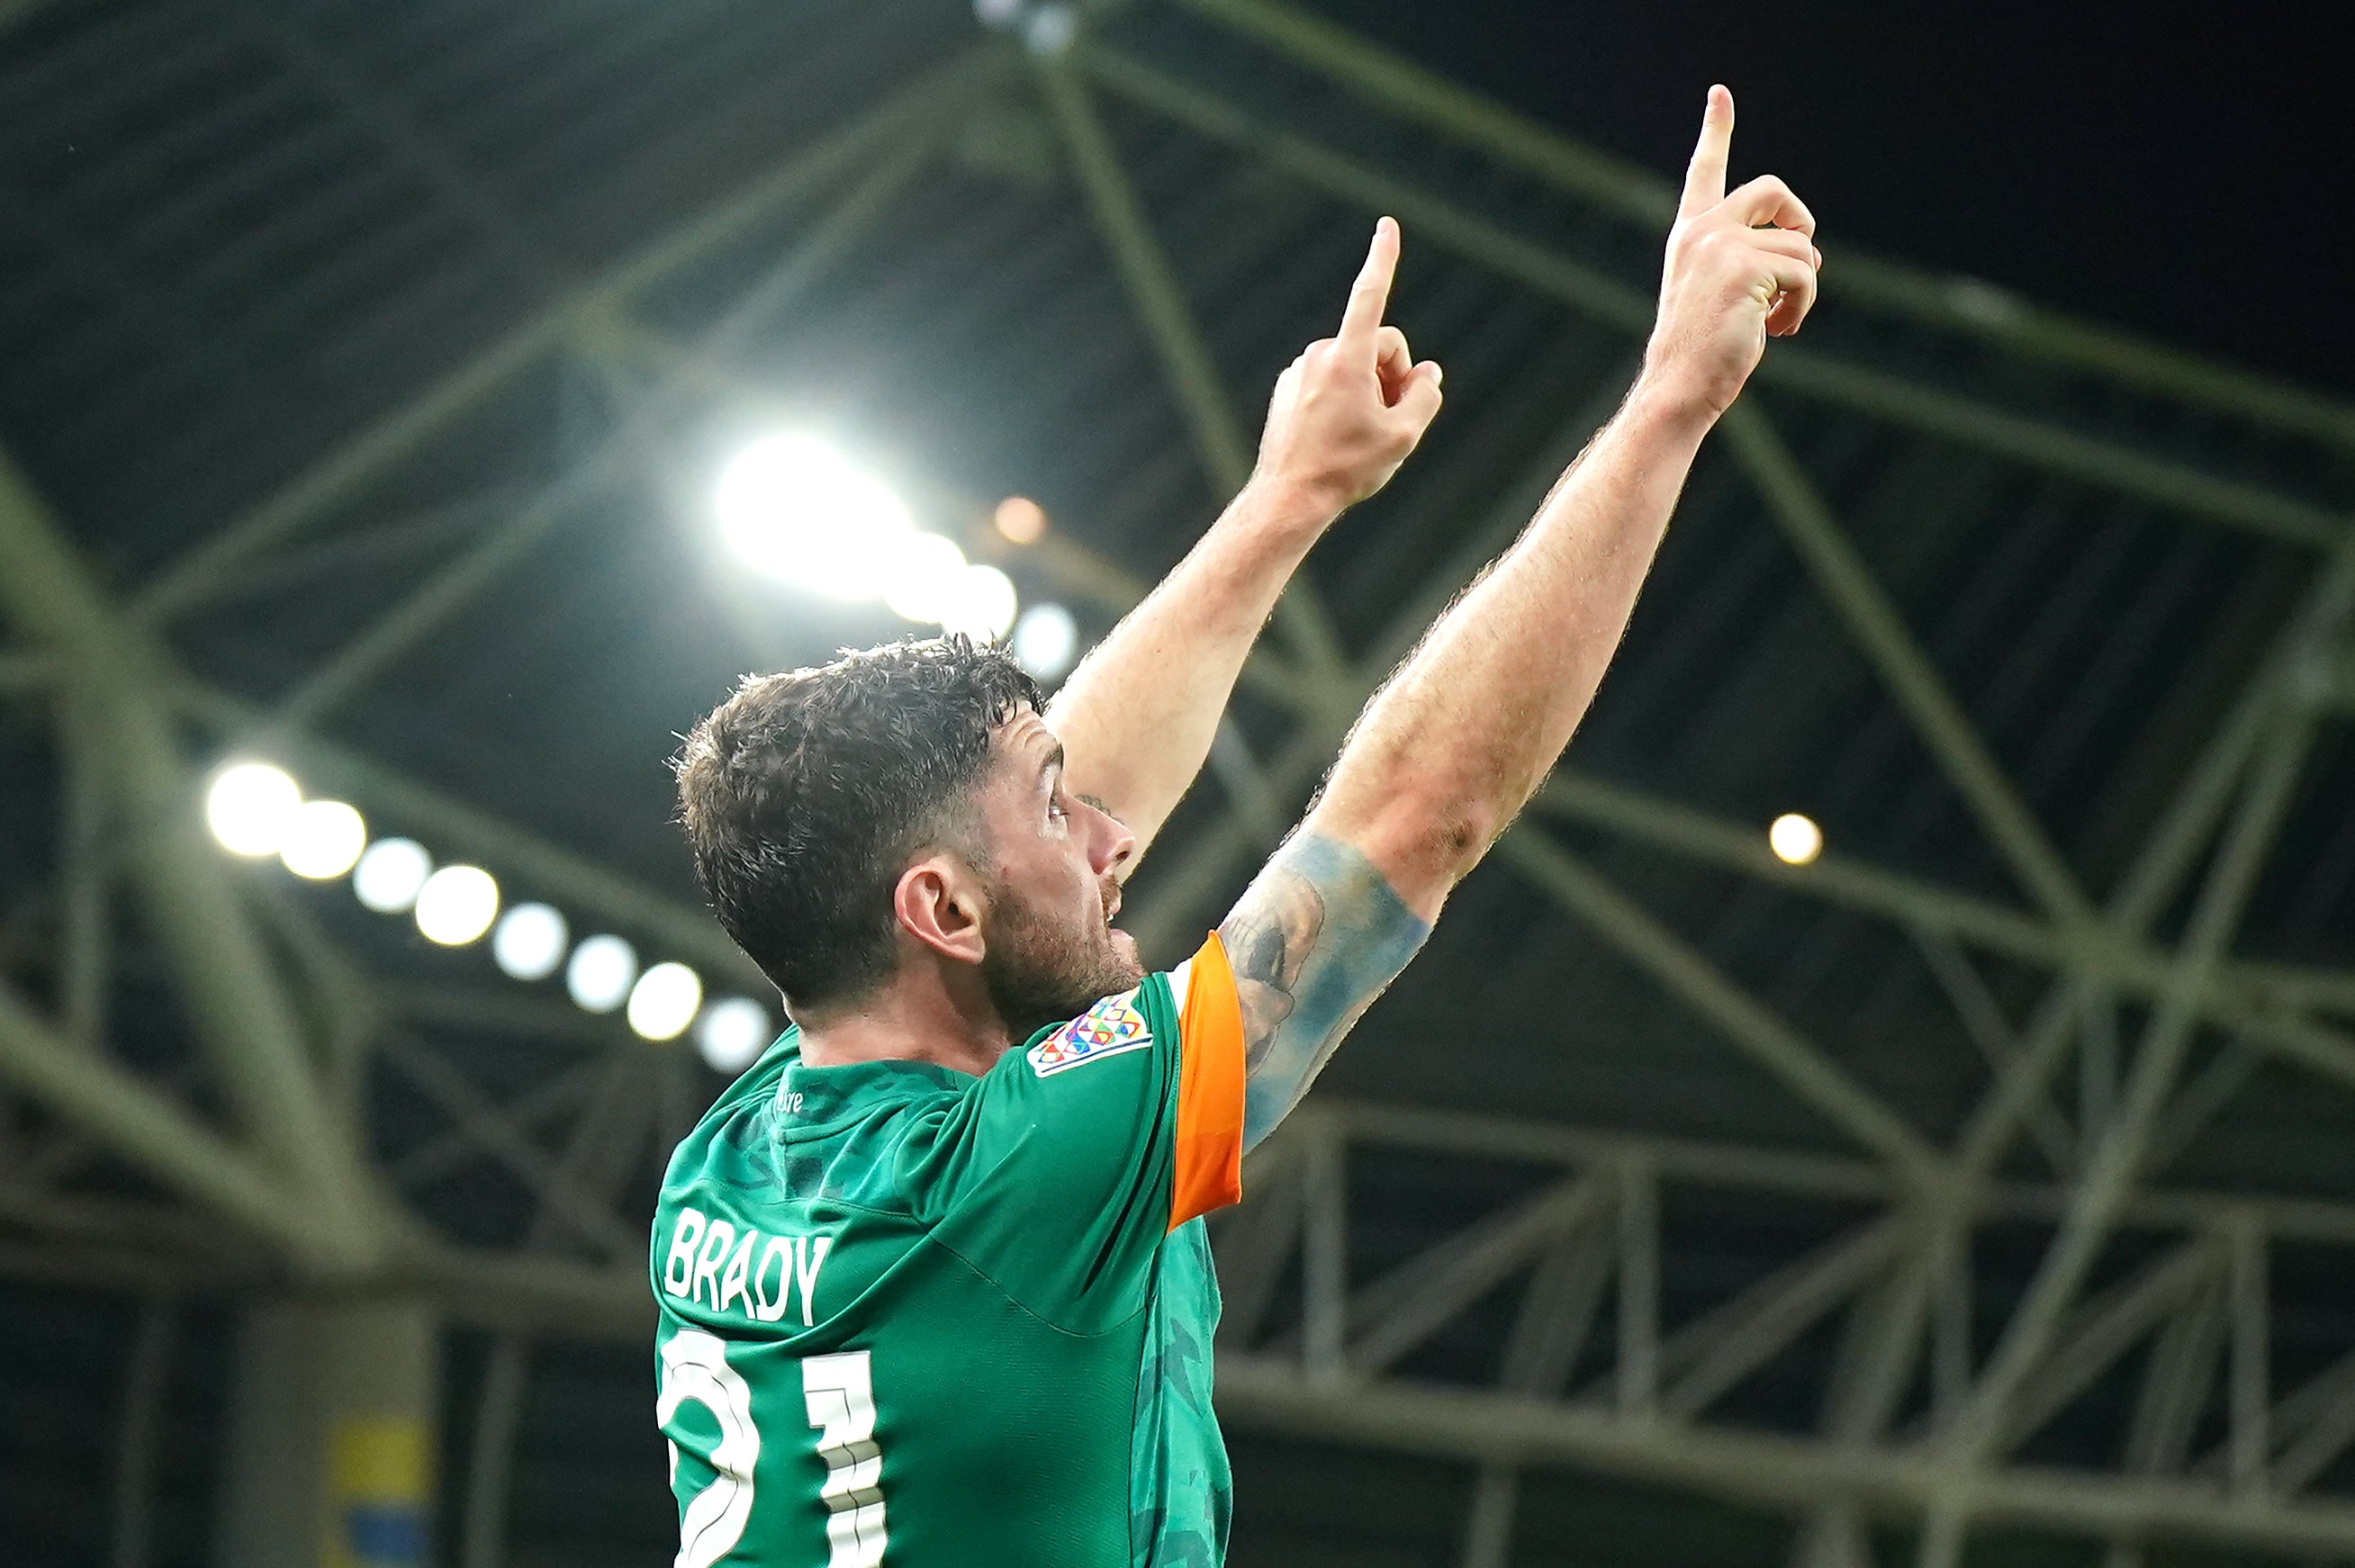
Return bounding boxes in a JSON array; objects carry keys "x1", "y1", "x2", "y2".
[{"x1": 928, "y1": 932, "x2": 1245, "y2": 1328}]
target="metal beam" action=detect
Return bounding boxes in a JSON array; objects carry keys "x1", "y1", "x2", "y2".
[
  {"x1": 269, "y1": 130, "x2": 939, "y2": 730},
  {"x1": 128, "y1": 47, "x2": 1007, "y2": 625},
  {"x1": 1946, "y1": 549, "x2": 2355, "y2": 1203},
  {"x1": 1656, "y1": 1216, "x2": 1913, "y2": 1421},
  {"x1": 1035, "y1": 51, "x2": 1349, "y2": 684},
  {"x1": 1944, "y1": 689, "x2": 2332, "y2": 1466},
  {"x1": 1910, "y1": 932, "x2": 2075, "y2": 1175},
  {"x1": 378, "y1": 1035, "x2": 642, "y2": 1264},
  {"x1": 1210, "y1": 1355, "x2": 2355, "y2": 1559},
  {"x1": 0, "y1": 448, "x2": 384, "y2": 1271},
  {"x1": 1164, "y1": 0, "x2": 2355, "y2": 453},
  {"x1": 1499, "y1": 827, "x2": 1945, "y2": 1184},
  {"x1": 0, "y1": 981, "x2": 329, "y2": 1262},
  {"x1": 1717, "y1": 402, "x2": 2098, "y2": 931},
  {"x1": 1087, "y1": 47, "x2": 2350, "y2": 552},
  {"x1": 1332, "y1": 1176, "x2": 1606, "y2": 1374},
  {"x1": 0, "y1": 650, "x2": 50, "y2": 695},
  {"x1": 1129, "y1": 365, "x2": 1643, "y2": 953}
]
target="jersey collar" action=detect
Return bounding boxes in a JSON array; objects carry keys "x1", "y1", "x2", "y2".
[{"x1": 777, "y1": 1052, "x2": 972, "y2": 1136}]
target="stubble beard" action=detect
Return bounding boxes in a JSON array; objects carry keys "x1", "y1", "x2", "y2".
[{"x1": 980, "y1": 885, "x2": 1147, "y2": 1043}]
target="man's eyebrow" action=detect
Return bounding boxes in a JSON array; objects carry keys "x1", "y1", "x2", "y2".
[{"x1": 1038, "y1": 742, "x2": 1066, "y2": 785}]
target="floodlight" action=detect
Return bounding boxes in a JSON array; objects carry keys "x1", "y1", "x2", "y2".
[
  {"x1": 354, "y1": 838, "x2": 432, "y2": 913},
  {"x1": 279, "y1": 799, "x2": 367, "y2": 879},
  {"x1": 415, "y1": 865, "x2": 500, "y2": 946},
  {"x1": 993, "y1": 496, "x2": 1047, "y2": 545},
  {"x1": 492, "y1": 902, "x2": 569, "y2": 982},
  {"x1": 1012, "y1": 601, "x2": 1079, "y2": 680},
  {"x1": 1769, "y1": 813, "x2": 1823, "y2": 867},
  {"x1": 939, "y1": 563, "x2": 1018, "y2": 641},
  {"x1": 206, "y1": 761, "x2": 301, "y2": 856},
  {"x1": 716, "y1": 432, "x2": 915, "y2": 600},
  {"x1": 567, "y1": 934, "x2": 638, "y2": 1014},
  {"x1": 695, "y1": 996, "x2": 774, "y2": 1075},
  {"x1": 628, "y1": 961, "x2": 704, "y2": 1042},
  {"x1": 880, "y1": 531, "x2": 970, "y2": 626}
]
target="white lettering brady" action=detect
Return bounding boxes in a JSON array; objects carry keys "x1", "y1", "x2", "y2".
[
  {"x1": 794, "y1": 1237, "x2": 833, "y2": 1329},
  {"x1": 752, "y1": 1236, "x2": 791, "y2": 1322},
  {"x1": 692, "y1": 1220, "x2": 735, "y2": 1309},
  {"x1": 663, "y1": 1207, "x2": 706, "y2": 1296},
  {"x1": 663, "y1": 1207, "x2": 833, "y2": 1327},
  {"x1": 717, "y1": 1230, "x2": 756, "y2": 1314}
]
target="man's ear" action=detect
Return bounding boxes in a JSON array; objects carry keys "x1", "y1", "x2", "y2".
[{"x1": 893, "y1": 853, "x2": 987, "y2": 967}]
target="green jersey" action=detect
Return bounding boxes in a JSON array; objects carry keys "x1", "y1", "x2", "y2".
[{"x1": 651, "y1": 935, "x2": 1248, "y2": 1568}]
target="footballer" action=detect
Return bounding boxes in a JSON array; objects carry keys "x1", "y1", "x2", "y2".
[{"x1": 654, "y1": 86, "x2": 1817, "y2": 1567}]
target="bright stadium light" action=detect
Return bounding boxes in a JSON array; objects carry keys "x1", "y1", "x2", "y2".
[
  {"x1": 695, "y1": 996, "x2": 774, "y2": 1075},
  {"x1": 1012, "y1": 601, "x2": 1078, "y2": 680},
  {"x1": 880, "y1": 531, "x2": 970, "y2": 625},
  {"x1": 716, "y1": 432, "x2": 915, "y2": 600},
  {"x1": 206, "y1": 761, "x2": 302, "y2": 856},
  {"x1": 939, "y1": 563, "x2": 1018, "y2": 641},
  {"x1": 278, "y1": 798, "x2": 367, "y2": 879},
  {"x1": 628, "y1": 961, "x2": 704, "y2": 1041},
  {"x1": 353, "y1": 838, "x2": 432, "y2": 913},
  {"x1": 1769, "y1": 812, "x2": 1824, "y2": 867},
  {"x1": 415, "y1": 864, "x2": 500, "y2": 946},
  {"x1": 492, "y1": 902, "x2": 569, "y2": 981},
  {"x1": 567, "y1": 934, "x2": 638, "y2": 1014}
]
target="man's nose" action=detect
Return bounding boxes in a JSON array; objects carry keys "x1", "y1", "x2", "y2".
[{"x1": 1091, "y1": 808, "x2": 1137, "y2": 879}]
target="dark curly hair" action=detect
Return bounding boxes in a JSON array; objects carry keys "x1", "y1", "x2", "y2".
[{"x1": 674, "y1": 635, "x2": 1042, "y2": 1012}]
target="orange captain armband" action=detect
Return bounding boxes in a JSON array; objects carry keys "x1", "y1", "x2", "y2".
[{"x1": 1169, "y1": 932, "x2": 1247, "y2": 1230}]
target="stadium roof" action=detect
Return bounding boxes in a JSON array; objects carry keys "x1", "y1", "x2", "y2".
[{"x1": 2, "y1": 2, "x2": 2352, "y2": 1564}]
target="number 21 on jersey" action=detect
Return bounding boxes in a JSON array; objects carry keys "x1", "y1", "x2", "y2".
[{"x1": 659, "y1": 1329, "x2": 889, "y2": 1567}]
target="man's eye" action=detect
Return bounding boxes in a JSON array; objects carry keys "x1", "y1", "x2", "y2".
[{"x1": 1048, "y1": 798, "x2": 1069, "y2": 821}]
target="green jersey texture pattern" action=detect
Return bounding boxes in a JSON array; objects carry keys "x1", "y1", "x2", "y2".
[{"x1": 653, "y1": 935, "x2": 1245, "y2": 1568}]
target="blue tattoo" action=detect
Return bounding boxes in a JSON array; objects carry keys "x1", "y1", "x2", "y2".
[{"x1": 1220, "y1": 831, "x2": 1431, "y2": 1149}]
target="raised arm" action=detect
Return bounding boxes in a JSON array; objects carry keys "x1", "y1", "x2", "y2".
[
  {"x1": 1046, "y1": 230, "x2": 1445, "y2": 866},
  {"x1": 1224, "y1": 87, "x2": 1822, "y2": 1145}
]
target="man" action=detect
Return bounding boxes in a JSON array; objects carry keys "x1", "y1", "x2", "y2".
[{"x1": 654, "y1": 86, "x2": 1814, "y2": 1567}]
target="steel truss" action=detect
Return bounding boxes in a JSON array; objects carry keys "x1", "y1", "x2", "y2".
[
  {"x1": 1214, "y1": 1103, "x2": 2355, "y2": 1564},
  {"x1": 2, "y1": 1, "x2": 2353, "y2": 1564}
]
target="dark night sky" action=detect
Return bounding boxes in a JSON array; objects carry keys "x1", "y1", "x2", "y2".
[{"x1": 1304, "y1": 0, "x2": 2351, "y2": 400}]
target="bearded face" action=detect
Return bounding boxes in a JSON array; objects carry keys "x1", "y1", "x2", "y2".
[{"x1": 978, "y1": 861, "x2": 1146, "y2": 1042}]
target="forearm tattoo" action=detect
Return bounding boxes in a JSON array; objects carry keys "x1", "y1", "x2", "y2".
[{"x1": 1220, "y1": 832, "x2": 1431, "y2": 1149}]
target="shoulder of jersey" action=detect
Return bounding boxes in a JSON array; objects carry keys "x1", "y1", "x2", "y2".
[{"x1": 1025, "y1": 987, "x2": 1154, "y2": 1077}]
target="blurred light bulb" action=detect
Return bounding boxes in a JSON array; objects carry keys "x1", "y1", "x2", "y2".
[
  {"x1": 279, "y1": 798, "x2": 366, "y2": 879},
  {"x1": 1012, "y1": 601, "x2": 1079, "y2": 679},
  {"x1": 1024, "y1": 3, "x2": 1076, "y2": 57},
  {"x1": 415, "y1": 864, "x2": 499, "y2": 945},
  {"x1": 628, "y1": 961, "x2": 704, "y2": 1042},
  {"x1": 716, "y1": 433, "x2": 915, "y2": 600},
  {"x1": 695, "y1": 996, "x2": 775, "y2": 1075},
  {"x1": 880, "y1": 531, "x2": 970, "y2": 625},
  {"x1": 567, "y1": 934, "x2": 637, "y2": 1014},
  {"x1": 206, "y1": 761, "x2": 301, "y2": 856},
  {"x1": 1769, "y1": 813, "x2": 1823, "y2": 867},
  {"x1": 354, "y1": 838, "x2": 432, "y2": 913},
  {"x1": 939, "y1": 563, "x2": 1018, "y2": 640},
  {"x1": 492, "y1": 902, "x2": 569, "y2": 981},
  {"x1": 993, "y1": 496, "x2": 1047, "y2": 545}
]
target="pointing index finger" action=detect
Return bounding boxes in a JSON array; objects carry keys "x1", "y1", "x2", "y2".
[
  {"x1": 1338, "y1": 216, "x2": 1400, "y2": 352},
  {"x1": 1678, "y1": 85, "x2": 1734, "y2": 221}
]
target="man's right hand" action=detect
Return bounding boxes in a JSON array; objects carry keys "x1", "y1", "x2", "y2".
[
  {"x1": 1249, "y1": 216, "x2": 1447, "y2": 522},
  {"x1": 1639, "y1": 86, "x2": 1820, "y2": 421}
]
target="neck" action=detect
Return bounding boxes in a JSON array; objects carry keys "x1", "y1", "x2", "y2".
[{"x1": 794, "y1": 967, "x2": 1008, "y2": 1077}]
